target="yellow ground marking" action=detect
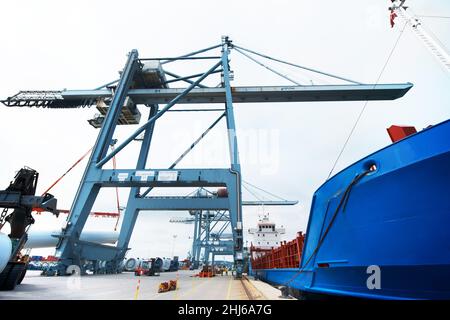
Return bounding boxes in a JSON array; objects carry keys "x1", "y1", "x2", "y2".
[
  {"x1": 226, "y1": 276, "x2": 233, "y2": 300},
  {"x1": 174, "y1": 272, "x2": 180, "y2": 300},
  {"x1": 134, "y1": 279, "x2": 141, "y2": 300},
  {"x1": 190, "y1": 274, "x2": 203, "y2": 295}
]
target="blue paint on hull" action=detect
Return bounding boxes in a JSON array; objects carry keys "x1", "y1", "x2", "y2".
[{"x1": 252, "y1": 119, "x2": 450, "y2": 299}]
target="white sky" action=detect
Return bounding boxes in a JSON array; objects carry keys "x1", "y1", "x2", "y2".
[{"x1": 0, "y1": 0, "x2": 449, "y2": 260}]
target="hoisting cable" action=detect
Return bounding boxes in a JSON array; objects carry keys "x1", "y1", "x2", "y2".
[
  {"x1": 242, "y1": 184, "x2": 263, "y2": 201},
  {"x1": 111, "y1": 144, "x2": 121, "y2": 231},
  {"x1": 326, "y1": 21, "x2": 408, "y2": 180},
  {"x1": 406, "y1": 6, "x2": 450, "y2": 58},
  {"x1": 242, "y1": 180, "x2": 288, "y2": 201},
  {"x1": 93, "y1": 43, "x2": 222, "y2": 91},
  {"x1": 418, "y1": 15, "x2": 450, "y2": 19},
  {"x1": 280, "y1": 169, "x2": 371, "y2": 287},
  {"x1": 233, "y1": 44, "x2": 362, "y2": 85},
  {"x1": 242, "y1": 184, "x2": 266, "y2": 215},
  {"x1": 41, "y1": 147, "x2": 93, "y2": 196},
  {"x1": 36, "y1": 144, "x2": 122, "y2": 224},
  {"x1": 242, "y1": 180, "x2": 292, "y2": 217},
  {"x1": 233, "y1": 47, "x2": 302, "y2": 85},
  {"x1": 423, "y1": 24, "x2": 450, "y2": 56}
]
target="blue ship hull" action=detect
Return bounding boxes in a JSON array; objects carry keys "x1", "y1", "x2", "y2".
[{"x1": 251, "y1": 119, "x2": 450, "y2": 299}]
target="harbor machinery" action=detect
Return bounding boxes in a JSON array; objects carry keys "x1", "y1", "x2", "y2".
[
  {"x1": 134, "y1": 258, "x2": 160, "y2": 276},
  {"x1": 0, "y1": 167, "x2": 58, "y2": 290},
  {"x1": 390, "y1": 0, "x2": 450, "y2": 76},
  {"x1": 170, "y1": 187, "x2": 297, "y2": 269},
  {"x1": 1, "y1": 36, "x2": 412, "y2": 279}
]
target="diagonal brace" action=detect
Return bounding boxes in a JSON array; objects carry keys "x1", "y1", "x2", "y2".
[
  {"x1": 160, "y1": 44, "x2": 222, "y2": 65},
  {"x1": 96, "y1": 60, "x2": 222, "y2": 168},
  {"x1": 164, "y1": 70, "x2": 209, "y2": 88},
  {"x1": 164, "y1": 69, "x2": 222, "y2": 86},
  {"x1": 140, "y1": 112, "x2": 226, "y2": 197}
]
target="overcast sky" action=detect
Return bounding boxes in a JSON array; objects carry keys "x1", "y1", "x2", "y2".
[{"x1": 0, "y1": 0, "x2": 449, "y2": 260}]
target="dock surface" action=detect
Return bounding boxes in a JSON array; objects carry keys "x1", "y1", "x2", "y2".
[{"x1": 0, "y1": 270, "x2": 279, "y2": 300}]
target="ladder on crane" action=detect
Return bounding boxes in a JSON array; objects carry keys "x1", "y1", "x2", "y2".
[{"x1": 390, "y1": 0, "x2": 450, "y2": 75}]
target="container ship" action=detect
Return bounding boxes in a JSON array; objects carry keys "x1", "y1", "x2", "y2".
[
  {"x1": 250, "y1": 121, "x2": 450, "y2": 299},
  {"x1": 248, "y1": 0, "x2": 450, "y2": 300},
  {"x1": 248, "y1": 214, "x2": 286, "y2": 252}
]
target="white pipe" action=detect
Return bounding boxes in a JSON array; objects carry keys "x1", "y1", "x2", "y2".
[
  {"x1": 0, "y1": 232, "x2": 12, "y2": 274},
  {"x1": 24, "y1": 230, "x2": 119, "y2": 249}
]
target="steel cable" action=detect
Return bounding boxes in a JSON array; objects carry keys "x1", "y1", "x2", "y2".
[{"x1": 326, "y1": 21, "x2": 408, "y2": 180}]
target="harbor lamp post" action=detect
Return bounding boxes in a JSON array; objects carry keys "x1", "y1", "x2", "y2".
[{"x1": 171, "y1": 234, "x2": 178, "y2": 257}]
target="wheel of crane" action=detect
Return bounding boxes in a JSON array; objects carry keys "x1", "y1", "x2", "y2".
[
  {"x1": 0, "y1": 262, "x2": 26, "y2": 290},
  {"x1": 17, "y1": 265, "x2": 28, "y2": 284}
]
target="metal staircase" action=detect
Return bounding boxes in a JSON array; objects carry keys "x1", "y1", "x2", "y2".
[{"x1": 393, "y1": 1, "x2": 450, "y2": 75}]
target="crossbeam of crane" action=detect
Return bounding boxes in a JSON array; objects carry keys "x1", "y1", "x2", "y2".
[
  {"x1": 65, "y1": 84, "x2": 412, "y2": 103},
  {"x1": 133, "y1": 197, "x2": 298, "y2": 211},
  {"x1": 1, "y1": 84, "x2": 412, "y2": 108}
]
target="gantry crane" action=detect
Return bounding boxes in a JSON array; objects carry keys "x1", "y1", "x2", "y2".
[
  {"x1": 1, "y1": 36, "x2": 412, "y2": 278},
  {"x1": 170, "y1": 186, "x2": 298, "y2": 269},
  {"x1": 172, "y1": 209, "x2": 235, "y2": 269},
  {"x1": 0, "y1": 167, "x2": 58, "y2": 290}
]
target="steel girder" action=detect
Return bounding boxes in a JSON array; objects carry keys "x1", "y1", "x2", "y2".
[
  {"x1": 6, "y1": 38, "x2": 411, "y2": 277},
  {"x1": 190, "y1": 208, "x2": 234, "y2": 268},
  {"x1": 53, "y1": 42, "x2": 246, "y2": 277},
  {"x1": 59, "y1": 83, "x2": 413, "y2": 104},
  {"x1": 1, "y1": 83, "x2": 413, "y2": 108}
]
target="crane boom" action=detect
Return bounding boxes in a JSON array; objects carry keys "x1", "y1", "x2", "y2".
[{"x1": 391, "y1": 0, "x2": 450, "y2": 76}]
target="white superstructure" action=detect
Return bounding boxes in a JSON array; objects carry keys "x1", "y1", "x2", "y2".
[{"x1": 248, "y1": 214, "x2": 285, "y2": 249}]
